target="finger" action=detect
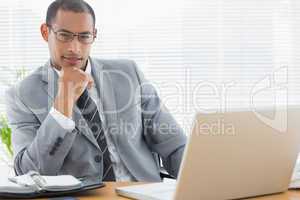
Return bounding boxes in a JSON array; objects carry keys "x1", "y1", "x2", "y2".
[
  {"x1": 87, "y1": 75, "x2": 94, "y2": 88},
  {"x1": 75, "y1": 70, "x2": 89, "y2": 83},
  {"x1": 87, "y1": 80, "x2": 94, "y2": 89},
  {"x1": 73, "y1": 67, "x2": 86, "y2": 75}
]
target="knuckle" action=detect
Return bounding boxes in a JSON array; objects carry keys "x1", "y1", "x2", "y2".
[{"x1": 83, "y1": 73, "x2": 89, "y2": 81}]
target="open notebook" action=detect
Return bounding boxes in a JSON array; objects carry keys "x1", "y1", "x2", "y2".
[{"x1": 0, "y1": 171, "x2": 104, "y2": 199}]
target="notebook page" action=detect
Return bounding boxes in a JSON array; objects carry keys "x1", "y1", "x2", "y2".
[
  {"x1": 42, "y1": 175, "x2": 82, "y2": 191},
  {"x1": 0, "y1": 176, "x2": 35, "y2": 194}
]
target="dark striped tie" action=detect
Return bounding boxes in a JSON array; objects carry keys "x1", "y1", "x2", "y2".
[{"x1": 77, "y1": 89, "x2": 116, "y2": 181}]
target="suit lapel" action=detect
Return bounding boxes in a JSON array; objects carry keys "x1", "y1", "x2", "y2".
[
  {"x1": 41, "y1": 60, "x2": 100, "y2": 149},
  {"x1": 91, "y1": 59, "x2": 140, "y2": 180},
  {"x1": 90, "y1": 58, "x2": 119, "y2": 147},
  {"x1": 41, "y1": 60, "x2": 58, "y2": 101}
]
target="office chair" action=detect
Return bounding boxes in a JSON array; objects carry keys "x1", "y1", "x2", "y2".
[{"x1": 153, "y1": 153, "x2": 175, "y2": 180}]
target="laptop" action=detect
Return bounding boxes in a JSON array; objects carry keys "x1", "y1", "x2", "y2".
[{"x1": 116, "y1": 106, "x2": 300, "y2": 200}]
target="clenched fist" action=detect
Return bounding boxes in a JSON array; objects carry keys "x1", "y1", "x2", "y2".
[{"x1": 53, "y1": 66, "x2": 94, "y2": 118}]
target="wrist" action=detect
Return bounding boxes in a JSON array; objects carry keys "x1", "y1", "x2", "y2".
[{"x1": 53, "y1": 93, "x2": 74, "y2": 118}]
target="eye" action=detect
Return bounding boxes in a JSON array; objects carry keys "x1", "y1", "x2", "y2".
[
  {"x1": 57, "y1": 32, "x2": 72, "y2": 39},
  {"x1": 79, "y1": 34, "x2": 92, "y2": 39}
]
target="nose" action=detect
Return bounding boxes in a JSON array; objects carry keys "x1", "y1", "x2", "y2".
[{"x1": 67, "y1": 36, "x2": 81, "y2": 53}]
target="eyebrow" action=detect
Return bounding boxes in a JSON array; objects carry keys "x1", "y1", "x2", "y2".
[{"x1": 57, "y1": 28, "x2": 92, "y2": 34}]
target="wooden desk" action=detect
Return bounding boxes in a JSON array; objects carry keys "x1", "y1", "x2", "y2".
[{"x1": 40, "y1": 182, "x2": 300, "y2": 200}]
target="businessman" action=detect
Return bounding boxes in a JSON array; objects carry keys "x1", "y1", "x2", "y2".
[{"x1": 5, "y1": 0, "x2": 186, "y2": 182}]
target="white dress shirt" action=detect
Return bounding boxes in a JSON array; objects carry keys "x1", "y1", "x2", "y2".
[{"x1": 49, "y1": 60, "x2": 134, "y2": 181}]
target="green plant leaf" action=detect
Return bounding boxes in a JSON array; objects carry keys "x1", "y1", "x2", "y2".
[{"x1": 0, "y1": 114, "x2": 13, "y2": 157}]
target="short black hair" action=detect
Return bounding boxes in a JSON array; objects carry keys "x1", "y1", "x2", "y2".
[{"x1": 46, "y1": 0, "x2": 96, "y2": 27}]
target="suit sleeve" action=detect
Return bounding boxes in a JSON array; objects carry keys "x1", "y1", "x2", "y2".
[
  {"x1": 132, "y1": 61, "x2": 187, "y2": 178},
  {"x1": 49, "y1": 107, "x2": 75, "y2": 130},
  {"x1": 5, "y1": 85, "x2": 78, "y2": 175}
]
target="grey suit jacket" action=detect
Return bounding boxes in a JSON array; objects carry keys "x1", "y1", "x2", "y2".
[{"x1": 5, "y1": 58, "x2": 186, "y2": 182}]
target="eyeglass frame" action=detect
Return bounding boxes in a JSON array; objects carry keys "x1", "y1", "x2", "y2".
[{"x1": 47, "y1": 24, "x2": 97, "y2": 44}]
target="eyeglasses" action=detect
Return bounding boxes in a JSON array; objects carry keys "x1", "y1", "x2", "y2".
[{"x1": 48, "y1": 25, "x2": 96, "y2": 44}]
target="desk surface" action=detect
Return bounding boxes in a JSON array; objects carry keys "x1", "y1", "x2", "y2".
[{"x1": 39, "y1": 182, "x2": 300, "y2": 200}]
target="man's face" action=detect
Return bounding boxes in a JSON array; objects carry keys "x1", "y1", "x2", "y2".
[{"x1": 41, "y1": 9, "x2": 95, "y2": 70}]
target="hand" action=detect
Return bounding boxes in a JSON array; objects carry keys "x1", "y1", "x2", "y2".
[{"x1": 53, "y1": 66, "x2": 94, "y2": 118}]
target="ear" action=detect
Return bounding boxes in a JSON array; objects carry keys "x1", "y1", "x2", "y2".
[
  {"x1": 40, "y1": 23, "x2": 49, "y2": 42},
  {"x1": 94, "y1": 28, "x2": 97, "y2": 39}
]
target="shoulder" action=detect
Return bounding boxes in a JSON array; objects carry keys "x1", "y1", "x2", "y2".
[
  {"x1": 6, "y1": 65, "x2": 45, "y2": 99},
  {"x1": 90, "y1": 57, "x2": 139, "y2": 75}
]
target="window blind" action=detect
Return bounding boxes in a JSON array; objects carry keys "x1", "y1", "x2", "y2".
[{"x1": 0, "y1": 0, "x2": 299, "y2": 134}]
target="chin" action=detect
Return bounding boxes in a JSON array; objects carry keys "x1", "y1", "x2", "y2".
[{"x1": 63, "y1": 61, "x2": 83, "y2": 69}]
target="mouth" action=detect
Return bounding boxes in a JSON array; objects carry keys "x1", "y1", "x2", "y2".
[{"x1": 62, "y1": 56, "x2": 83, "y2": 65}]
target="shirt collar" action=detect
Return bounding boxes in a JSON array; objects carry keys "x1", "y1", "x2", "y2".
[{"x1": 52, "y1": 59, "x2": 91, "y2": 76}]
